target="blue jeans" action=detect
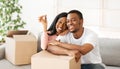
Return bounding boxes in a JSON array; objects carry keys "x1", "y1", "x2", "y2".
[{"x1": 81, "y1": 64, "x2": 105, "y2": 69}]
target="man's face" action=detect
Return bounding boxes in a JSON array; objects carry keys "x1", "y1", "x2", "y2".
[{"x1": 67, "y1": 13, "x2": 83, "y2": 33}]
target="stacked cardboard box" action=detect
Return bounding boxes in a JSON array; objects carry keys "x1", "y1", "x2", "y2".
[{"x1": 31, "y1": 50, "x2": 80, "y2": 69}]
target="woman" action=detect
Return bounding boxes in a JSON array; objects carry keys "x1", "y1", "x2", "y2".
[
  {"x1": 39, "y1": 12, "x2": 80, "y2": 62},
  {"x1": 39, "y1": 12, "x2": 68, "y2": 50}
]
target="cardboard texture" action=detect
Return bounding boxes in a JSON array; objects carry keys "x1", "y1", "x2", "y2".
[
  {"x1": 5, "y1": 34, "x2": 37, "y2": 65},
  {"x1": 31, "y1": 50, "x2": 81, "y2": 69}
]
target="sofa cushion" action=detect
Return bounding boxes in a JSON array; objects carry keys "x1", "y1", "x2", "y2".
[
  {"x1": 37, "y1": 32, "x2": 42, "y2": 52},
  {"x1": 106, "y1": 66, "x2": 120, "y2": 69},
  {"x1": 0, "y1": 44, "x2": 5, "y2": 60},
  {"x1": 99, "y1": 37, "x2": 120, "y2": 66}
]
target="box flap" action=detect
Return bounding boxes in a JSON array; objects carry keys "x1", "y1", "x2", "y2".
[
  {"x1": 13, "y1": 35, "x2": 36, "y2": 41},
  {"x1": 7, "y1": 30, "x2": 28, "y2": 37}
]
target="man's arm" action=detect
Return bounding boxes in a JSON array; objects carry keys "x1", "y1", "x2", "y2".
[
  {"x1": 49, "y1": 41, "x2": 93, "y2": 55},
  {"x1": 47, "y1": 44, "x2": 81, "y2": 62}
]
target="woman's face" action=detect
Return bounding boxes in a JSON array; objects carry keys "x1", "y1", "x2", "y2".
[{"x1": 56, "y1": 17, "x2": 67, "y2": 34}]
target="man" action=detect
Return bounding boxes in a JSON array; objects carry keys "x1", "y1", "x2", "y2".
[{"x1": 47, "y1": 10, "x2": 105, "y2": 69}]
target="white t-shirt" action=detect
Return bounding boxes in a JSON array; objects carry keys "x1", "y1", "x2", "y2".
[{"x1": 56, "y1": 28, "x2": 102, "y2": 64}]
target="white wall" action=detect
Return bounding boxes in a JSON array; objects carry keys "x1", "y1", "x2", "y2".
[
  {"x1": 20, "y1": 0, "x2": 120, "y2": 38},
  {"x1": 100, "y1": 0, "x2": 120, "y2": 38},
  {"x1": 57, "y1": 0, "x2": 101, "y2": 34},
  {"x1": 19, "y1": 0, "x2": 56, "y2": 38}
]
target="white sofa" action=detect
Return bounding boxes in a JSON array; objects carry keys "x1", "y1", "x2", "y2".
[
  {"x1": 0, "y1": 36, "x2": 120, "y2": 69},
  {"x1": 99, "y1": 37, "x2": 120, "y2": 69},
  {"x1": 0, "y1": 44, "x2": 5, "y2": 60}
]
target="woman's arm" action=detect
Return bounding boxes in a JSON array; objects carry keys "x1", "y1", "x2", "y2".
[
  {"x1": 39, "y1": 15, "x2": 47, "y2": 32},
  {"x1": 39, "y1": 15, "x2": 48, "y2": 50},
  {"x1": 49, "y1": 40, "x2": 93, "y2": 55}
]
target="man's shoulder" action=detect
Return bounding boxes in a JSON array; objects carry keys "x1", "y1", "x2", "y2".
[{"x1": 84, "y1": 28, "x2": 97, "y2": 35}]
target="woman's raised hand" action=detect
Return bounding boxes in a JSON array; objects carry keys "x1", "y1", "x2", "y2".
[
  {"x1": 39, "y1": 15, "x2": 47, "y2": 31},
  {"x1": 39, "y1": 15, "x2": 47, "y2": 25}
]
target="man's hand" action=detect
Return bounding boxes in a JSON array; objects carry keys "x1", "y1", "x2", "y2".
[{"x1": 68, "y1": 50, "x2": 81, "y2": 62}]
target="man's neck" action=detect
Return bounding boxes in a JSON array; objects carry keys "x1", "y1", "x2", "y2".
[{"x1": 73, "y1": 27, "x2": 84, "y2": 39}]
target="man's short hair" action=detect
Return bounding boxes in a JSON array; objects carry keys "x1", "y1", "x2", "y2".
[{"x1": 68, "y1": 10, "x2": 83, "y2": 19}]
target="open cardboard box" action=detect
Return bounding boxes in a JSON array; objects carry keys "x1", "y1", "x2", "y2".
[{"x1": 5, "y1": 30, "x2": 37, "y2": 65}]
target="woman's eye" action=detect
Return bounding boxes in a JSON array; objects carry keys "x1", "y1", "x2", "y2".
[
  {"x1": 58, "y1": 21, "x2": 62, "y2": 24},
  {"x1": 72, "y1": 19, "x2": 76, "y2": 22}
]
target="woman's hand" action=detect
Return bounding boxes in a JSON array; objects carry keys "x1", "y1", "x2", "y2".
[
  {"x1": 39, "y1": 15, "x2": 47, "y2": 24},
  {"x1": 48, "y1": 40, "x2": 60, "y2": 46},
  {"x1": 39, "y1": 15, "x2": 47, "y2": 31}
]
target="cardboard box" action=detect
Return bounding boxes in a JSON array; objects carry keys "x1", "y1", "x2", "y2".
[
  {"x1": 31, "y1": 51, "x2": 80, "y2": 69},
  {"x1": 5, "y1": 33, "x2": 37, "y2": 65}
]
